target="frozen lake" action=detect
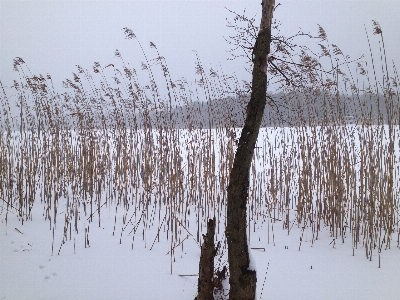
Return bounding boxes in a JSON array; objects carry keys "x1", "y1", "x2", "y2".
[{"x1": 1, "y1": 125, "x2": 399, "y2": 299}]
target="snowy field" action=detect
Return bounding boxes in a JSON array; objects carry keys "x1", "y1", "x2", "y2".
[
  {"x1": 1, "y1": 203, "x2": 399, "y2": 300},
  {"x1": 1, "y1": 126, "x2": 400, "y2": 299}
]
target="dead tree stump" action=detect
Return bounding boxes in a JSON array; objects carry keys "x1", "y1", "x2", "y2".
[{"x1": 195, "y1": 217, "x2": 217, "y2": 300}]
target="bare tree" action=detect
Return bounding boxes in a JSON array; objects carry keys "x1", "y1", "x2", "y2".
[{"x1": 226, "y1": 1, "x2": 275, "y2": 299}]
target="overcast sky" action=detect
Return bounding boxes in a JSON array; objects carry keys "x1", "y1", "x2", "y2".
[{"x1": 1, "y1": 0, "x2": 399, "y2": 90}]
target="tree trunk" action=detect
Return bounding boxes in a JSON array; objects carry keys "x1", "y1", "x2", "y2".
[
  {"x1": 195, "y1": 218, "x2": 217, "y2": 300},
  {"x1": 226, "y1": 1, "x2": 275, "y2": 299}
]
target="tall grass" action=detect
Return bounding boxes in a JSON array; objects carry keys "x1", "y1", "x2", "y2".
[{"x1": 0, "y1": 23, "x2": 399, "y2": 271}]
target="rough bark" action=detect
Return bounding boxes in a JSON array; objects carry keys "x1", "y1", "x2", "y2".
[
  {"x1": 195, "y1": 218, "x2": 217, "y2": 300},
  {"x1": 226, "y1": 1, "x2": 275, "y2": 299}
]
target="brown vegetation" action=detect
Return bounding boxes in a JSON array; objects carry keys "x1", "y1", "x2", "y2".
[{"x1": 0, "y1": 19, "x2": 399, "y2": 298}]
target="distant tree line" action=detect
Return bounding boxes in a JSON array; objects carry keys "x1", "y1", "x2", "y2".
[{"x1": 3, "y1": 91, "x2": 398, "y2": 131}]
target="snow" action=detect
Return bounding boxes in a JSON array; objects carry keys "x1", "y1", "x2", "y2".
[
  {"x1": 2, "y1": 204, "x2": 399, "y2": 300},
  {"x1": 248, "y1": 243, "x2": 257, "y2": 272},
  {"x1": 1, "y1": 126, "x2": 400, "y2": 299}
]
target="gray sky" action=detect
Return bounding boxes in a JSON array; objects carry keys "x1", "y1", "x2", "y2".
[{"x1": 1, "y1": 0, "x2": 399, "y2": 90}]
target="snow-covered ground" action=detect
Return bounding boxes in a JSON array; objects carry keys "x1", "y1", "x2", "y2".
[
  {"x1": 2, "y1": 202, "x2": 399, "y2": 300},
  {"x1": 1, "y1": 126, "x2": 400, "y2": 299}
]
